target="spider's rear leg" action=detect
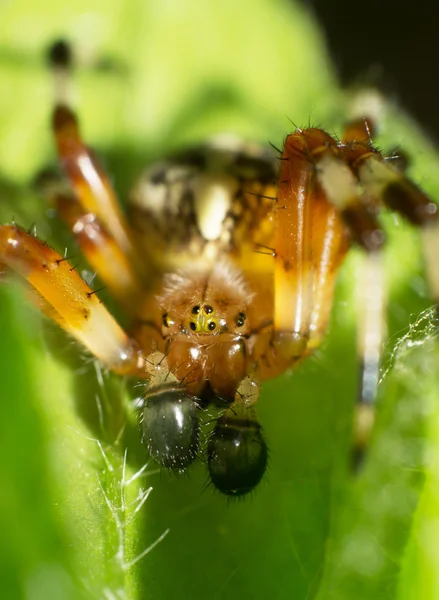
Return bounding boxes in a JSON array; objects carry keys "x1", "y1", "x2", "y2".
[
  {"x1": 341, "y1": 127, "x2": 439, "y2": 464},
  {"x1": 328, "y1": 116, "x2": 439, "y2": 465},
  {"x1": 47, "y1": 41, "x2": 149, "y2": 300},
  {"x1": 307, "y1": 131, "x2": 390, "y2": 466},
  {"x1": 340, "y1": 133, "x2": 439, "y2": 301}
]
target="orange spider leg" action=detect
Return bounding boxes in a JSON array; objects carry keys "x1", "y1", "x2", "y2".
[
  {"x1": 308, "y1": 183, "x2": 350, "y2": 347},
  {"x1": 272, "y1": 129, "x2": 351, "y2": 355},
  {"x1": 0, "y1": 263, "x2": 68, "y2": 328},
  {"x1": 271, "y1": 131, "x2": 316, "y2": 357},
  {"x1": 52, "y1": 106, "x2": 136, "y2": 258},
  {"x1": 268, "y1": 125, "x2": 388, "y2": 461},
  {"x1": 254, "y1": 129, "x2": 351, "y2": 384},
  {"x1": 47, "y1": 42, "x2": 145, "y2": 289},
  {"x1": 322, "y1": 115, "x2": 439, "y2": 460},
  {"x1": 47, "y1": 187, "x2": 146, "y2": 310},
  {"x1": 0, "y1": 224, "x2": 146, "y2": 376}
]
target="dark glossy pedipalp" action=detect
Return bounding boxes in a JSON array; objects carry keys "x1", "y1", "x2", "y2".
[
  {"x1": 207, "y1": 405, "x2": 268, "y2": 496},
  {"x1": 142, "y1": 385, "x2": 201, "y2": 470}
]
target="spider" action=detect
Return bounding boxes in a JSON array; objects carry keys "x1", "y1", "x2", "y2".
[{"x1": 1, "y1": 41, "x2": 438, "y2": 497}]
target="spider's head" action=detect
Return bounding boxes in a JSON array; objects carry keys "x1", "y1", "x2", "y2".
[
  {"x1": 207, "y1": 403, "x2": 268, "y2": 497},
  {"x1": 158, "y1": 260, "x2": 253, "y2": 339}
]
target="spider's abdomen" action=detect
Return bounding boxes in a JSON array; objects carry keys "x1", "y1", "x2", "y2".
[{"x1": 128, "y1": 138, "x2": 278, "y2": 269}]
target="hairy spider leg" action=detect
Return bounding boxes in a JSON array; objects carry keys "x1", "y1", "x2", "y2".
[
  {"x1": 340, "y1": 121, "x2": 439, "y2": 301},
  {"x1": 0, "y1": 217, "x2": 206, "y2": 472},
  {"x1": 0, "y1": 224, "x2": 146, "y2": 376},
  {"x1": 340, "y1": 115, "x2": 439, "y2": 381},
  {"x1": 52, "y1": 105, "x2": 135, "y2": 261},
  {"x1": 0, "y1": 261, "x2": 75, "y2": 330},
  {"x1": 333, "y1": 114, "x2": 439, "y2": 463},
  {"x1": 274, "y1": 128, "x2": 352, "y2": 354},
  {"x1": 343, "y1": 121, "x2": 439, "y2": 461},
  {"x1": 341, "y1": 119, "x2": 392, "y2": 448}
]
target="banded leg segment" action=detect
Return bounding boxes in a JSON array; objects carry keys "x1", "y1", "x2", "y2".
[
  {"x1": 48, "y1": 42, "x2": 146, "y2": 289},
  {"x1": 0, "y1": 225, "x2": 145, "y2": 376},
  {"x1": 314, "y1": 125, "x2": 387, "y2": 459},
  {"x1": 314, "y1": 127, "x2": 387, "y2": 409},
  {"x1": 340, "y1": 133, "x2": 439, "y2": 300},
  {"x1": 336, "y1": 117, "x2": 439, "y2": 460},
  {"x1": 46, "y1": 42, "x2": 155, "y2": 307}
]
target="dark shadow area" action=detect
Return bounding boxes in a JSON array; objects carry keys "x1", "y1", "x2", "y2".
[{"x1": 302, "y1": 0, "x2": 439, "y2": 141}]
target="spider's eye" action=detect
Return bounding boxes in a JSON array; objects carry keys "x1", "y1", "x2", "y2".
[
  {"x1": 142, "y1": 386, "x2": 200, "y2": 470},
  {"x1": 207, "y1": 406, "x2": 268, "y2": 496},
  {"x1": 235, "y1": 312, "x2": 246, "y2": 327}
]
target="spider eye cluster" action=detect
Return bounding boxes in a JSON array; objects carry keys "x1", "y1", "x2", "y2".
[
  {"x1": 141, "y1": 387, "x2": 267, "y2": 496},
  {"x1": 187, "y1": 304, "x2": 219, "y2": 333}
]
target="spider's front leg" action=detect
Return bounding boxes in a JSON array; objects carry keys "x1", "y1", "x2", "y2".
[
  {"x1": 0, "y1": 224, "x2": 143, "y2": 376},
  {"x1": 272, "y1": 118, "x2": 439, "y2": 467},
  {"x1": 260, "y1": 129, "x2": 351, "y2": 379},
  {"x1": 265, "y1": 126, "x2": 388, "y2": 466}
]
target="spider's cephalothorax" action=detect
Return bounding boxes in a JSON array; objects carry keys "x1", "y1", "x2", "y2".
[{"x1": 1, "y1": 41, "x2": 439, "y2": 496}]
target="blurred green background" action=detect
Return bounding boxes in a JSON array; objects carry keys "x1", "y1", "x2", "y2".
[{"x1": 1, "y1": 1, "x2": 439, "y2": 599}]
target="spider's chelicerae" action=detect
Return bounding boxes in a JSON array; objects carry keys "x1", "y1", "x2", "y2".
[{"x1": 1, "y1": 42, "x2": 438, "y2": 496}]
